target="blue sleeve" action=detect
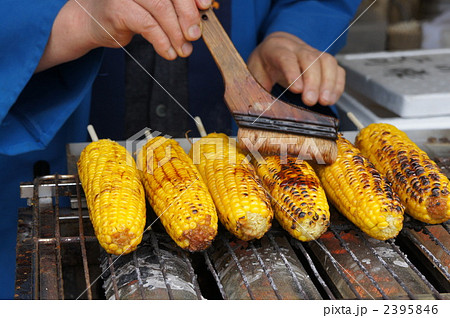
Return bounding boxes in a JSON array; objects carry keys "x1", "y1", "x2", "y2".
[
  {"x1": 0, "y1": 0, "x2": 102, "y2": 155},
  {"x1": 261, "y1": 0, "x2": 362, "y2": 55}
]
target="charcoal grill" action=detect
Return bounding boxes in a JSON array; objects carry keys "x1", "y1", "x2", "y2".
[{"x1": 14, "y1": 132, "x2": 450, "y2": 300}]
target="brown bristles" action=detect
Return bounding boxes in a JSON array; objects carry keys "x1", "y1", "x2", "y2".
[{"x1": 237, "y1": 128, "x2": 337, "y2": 165}]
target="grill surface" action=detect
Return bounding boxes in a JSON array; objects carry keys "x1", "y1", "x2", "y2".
[{"x1": 15, "y1": 175, "x2": 450, "y2": 300}]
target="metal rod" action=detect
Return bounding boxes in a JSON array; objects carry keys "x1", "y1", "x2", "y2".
[
  {"x1": 133, "y1": 251, "x2": 146, "y2": 300},
  {"x1": 330, "y1": 228, "x2": 388, "y2": 299},
  {"x1": 203, "y1": 251, "x2": 228, "y2": 300},
  {"x1": 422, "y1": 227, "x2": 450, "y2": 256},
  {"x1": 32, "y1": 178, "x2": 40, "y2": 299},
  {"x1": 181, "y1": 252, "x2": 203, "y2": 300},
  {"x1": 267, "y1": 233, "x2": 308, "y2": 299},
  {"x1": 442, "y1": 223, "x2": 450, "y2": 234},
  {"x1": 75, "y1": 175, "x2": 93, "y2": 300},
  {"x1": 150, "y1": 231, "x2": 174, "y2": 300},
  {"x1": 292, "y1": 240, "x2": 336, "y2": 299},
  {"x1": 387, "y1": 240, "x2": 443, "y2": 300},
  {"x1": 37, "y1": 236, "x2": 97, "y2": 244},
  {"x1": 107, "y1": 255, "x2": 120, "y2": 300},
  {"x1": 249, "y1": 241, "x2": 283, "y2": 300},
  {"x1": 54, "y1": 175, "x2": 65, "y2": 300},
  {"x1": 359, "y1": 234, "x2": 417, "y2": 300},
  {"x1": 221, "y1": 236, "x2": 255, "y2": 300},
  {"x1": 402, "y1": 230, "x2": 450, "y2": 280}
]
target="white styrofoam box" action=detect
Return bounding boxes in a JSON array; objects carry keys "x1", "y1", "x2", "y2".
[
  {"x1": 336, "y1": 91, "x2": 450, "y2": 131},
  {"x1": 338, "y1": 49, "x2": 450, "y2": 117}
]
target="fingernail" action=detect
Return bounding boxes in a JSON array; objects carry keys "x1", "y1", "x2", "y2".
[
  {"x1": 182, "y1": 42, "x2": 193, "y2": 56},
  {"x1": 167, "y1": 47, "x2": 177, "y2": 59},
  {"x1": 305, "y1": 91, "x2": 318, "y2": 104},
  {"x1": 188, "y1": 25, "x2": 201, "y2": 39},
  {"x1": 201, "y1": 0, "x2": 212, "y2": 7},
  {"x1": 321, "y1": 90, "x2": 331, "y2": 103}
]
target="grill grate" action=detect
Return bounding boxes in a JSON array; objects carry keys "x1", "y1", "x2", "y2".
[{"x1": 15, "y1": 175, "x2": 450, "y2": 300}]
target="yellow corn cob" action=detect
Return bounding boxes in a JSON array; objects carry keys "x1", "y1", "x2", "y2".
[
  {"x1": 356, "y1": 123, "x2": 450, "y2": 224},
  {"x1": 137, "y1": 136, "x2": 218, "y2": 251},
  {"x1": 189, "y1": 133, "x2": 273, "y2": 241},
  {"x1": 254, "y1": 156, "x2": 330, "y2": 241},
  {"x1": 77, "y1": 139, "x2": 146, "y2": 255},
  {"x1": 315, "y1": 135, "x2": 405, "y2": 240}
]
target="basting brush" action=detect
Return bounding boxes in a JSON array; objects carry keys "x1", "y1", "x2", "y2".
[{"x1": 200, "y1": 7, "x2": 338, "y2": 164}]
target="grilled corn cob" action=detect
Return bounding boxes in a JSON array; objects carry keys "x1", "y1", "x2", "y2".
[
  {"x1": 315, "y1": 135, "x2": 405, "y2": 240},
  {"x1": 189, "y1": 133, "x2": 273, "y2": 241},
  {"x1": 77, "y1": 139, "x2": 146, "y2": 255},
  {"x1": 255, "y1": 156, "x2": 330, "y2": 241},
  {"x1": 137, "y1": 136, "x2": 218, "y2": 251},
  {"x1": 356, "y1": 123, "x2": 450, "y2": 224}
]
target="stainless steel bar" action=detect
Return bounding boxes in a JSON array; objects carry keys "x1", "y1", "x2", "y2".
[
  {"x1": 150, "y1": 231, "x2": 174, "y2": 300},
  {"x1": 37, "y1": 236, "x2": 97, "y2": 244},
  {"x1": 266, "y1": 233, "x2": 307, "y2": 299},
  {"x1": 203, "y1": 251, "x2": 228, "y2": 300},
  {"x1": 303, "y1": 238, "x2": 363, "y2": 299},
  {"x1": 291, "y1": 239, "x2": 336, "y2": 300},
  {"x1": 402, "y1": 230, "x2": 450, "y2": 280},
  {"x1": 181, "y1": 252, "x2": 203, "y2": 300},
  {"x1": 387, "y1": 240, "x2": 443, "y2": 300},
  {"x1": 330, "y1": 228, "x2": 389, "y2": 299},
  {"x1": 249, "y1": 242, "x2": 282, "y2": 300},
  {"x1": 75, "y1": 175, "x2": 93, "y2": 300},
  {"x1": 107, "y1": 255, "x2": 120, "y2": 300},
  {"x1": 53, "y1": 175, "x2": 65, "y2": 300},
  {"x1": 221, "y1": 236, "x2": 255, "y2": 300},
  {"x1": 133, "y1": 251, "x2": 146, "y2": 300}
]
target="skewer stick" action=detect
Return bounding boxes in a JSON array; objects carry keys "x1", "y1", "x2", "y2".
[
  {"x1": 346, "y1": 112, "x2": 365, "y2": 131},
  {"x1": 194, "y1": 116, "x2": 207, "y2": 137},
  {"x1": 87, "y1": 124, "x2": 99, "y2": 142}
]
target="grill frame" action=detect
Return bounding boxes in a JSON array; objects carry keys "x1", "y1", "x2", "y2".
[{"x1": 15, "y1": 175, "x2": 450, "y2": 300}]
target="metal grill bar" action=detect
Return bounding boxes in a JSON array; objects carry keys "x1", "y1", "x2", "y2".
[
  {"x1": 53, "y1": 175, "x2": 65, "y2": 300},
  {"x1": 221, "y1": 236, "x2": 255, "y2": 300},
  {"x1": 203, "y1": 251, "x2": 228, "y2": 300},
  {"x1": 330, "y1": 229, "x2": 388, "y2": 299},
  {"x1": 107, "y1": 255, "x2": 120, "y2": 300},
  {"x1": 150, "y1": 231, "x2": 174, "y2": 300},
  {"x1": 302, "y1": 239, "x2": 363, "y2": 299},
  {"x1": 291, "y1": 240, "x2": 336, "y2": 300},
  {"x1": 32, "y1": 178, "x2": 40, "y2": 300},
  {"x1": 133, "y1": 251, "x2": 146, "y2": 300},
  {"x1": 387, "y1": 240, "x2": 443, "y2": 300},
  {"x1": 37, "y1": 236, "x2": 97, "y2": 244},
  {"x1": 422, "y1": 227, "x2": 450, "y2": 257},
  {"x1": 181, "y1": 252, "x2": 203, "y2": 300},
  {"x1": 75, "y1": 175, "x2": 93, "y2": 300},
  {"x1": 249, "y1": 242, "x2": 282, "y2": 300},
  {"x1": 443, "y1": 223, "x2": 450, "y2": 233},
  {"x1": 402, "y1": 230, "x2": 450, "y2": 280},
  {"x1": 266, "y1": 233, "x2": 308, "y2": 299}
]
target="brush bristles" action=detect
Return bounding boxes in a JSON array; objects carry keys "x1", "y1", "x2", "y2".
[{"x1": 237, "y1": 128, "x2": 337, "y2": 165}]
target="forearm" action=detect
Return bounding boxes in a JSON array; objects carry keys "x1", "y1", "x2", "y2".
[{"x1": 36, "y1": 1, "x2": 97, "y2": 73}]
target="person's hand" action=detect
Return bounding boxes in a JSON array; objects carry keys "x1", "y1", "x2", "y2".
[
  {"x1": 37, "y1": 0, "x2": 211, "y2": 72},
  {"x1": 247, "y1": 32, "x2": 345, "y2": 106}
]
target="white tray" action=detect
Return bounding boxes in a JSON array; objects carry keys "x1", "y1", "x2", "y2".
[{"x1": 338, "y1": 48, "x2": 450, "y2": 117}]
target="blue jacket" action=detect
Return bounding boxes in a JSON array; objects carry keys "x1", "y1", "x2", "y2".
[{"x1": 0, "y1": 0, "x2": 360, "y2": 299}]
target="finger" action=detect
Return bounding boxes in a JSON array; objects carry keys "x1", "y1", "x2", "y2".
[
  {"x1": 248, "y1": 53, "x2": 274, "y2": 92},
  {"x1": 272, "y1": 52, "x2": 303, "y2": 93},
  {"x1": 298, "y1": 50, "x2": 321, "y2": 106},
  {"x1": 331, "y1": 66, "x2": 346, "y2": 104},
  {"x1": 173, "y1": 0, "x2": 202, "y2": 41},
  {"x1": 123, "y1": 4, "x2": 177, "y2": 60},
  {"x1": 135, "y1": 0, "x2": 190, "y2": 57},
  {"x1": 195, "y1": 0, "x2": 212, "y2": 10},
  {"x1": 318, "y1": 53, "x2": 338, "y2": 106}
]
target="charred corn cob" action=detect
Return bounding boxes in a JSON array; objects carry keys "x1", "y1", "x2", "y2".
[
  {"x1": 315, "y1": 135, "x2": 405, "y2": 240},
  {"x1": 137, "y1": 136, "x2": 218, "y2": 251},
  {"x1": 255, "y1": 156, "x2": 330, "y2": 241},
  {"x1": 356, "y1": 123, "x2": 450, "y2": 224},
  {"x1": 77, "y1": 139, "x2": 146, "y2": 255},
  {"x1": 189, "y1": 133, "x2": 273, "y2": 241}
]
